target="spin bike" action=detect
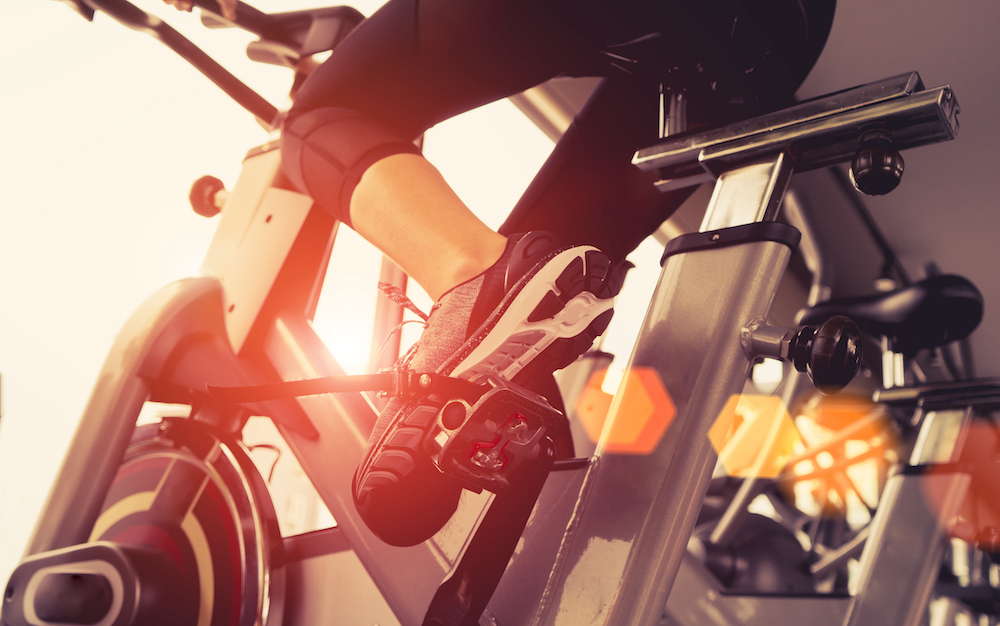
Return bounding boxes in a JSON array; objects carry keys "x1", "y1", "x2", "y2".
[{"x1": 3, "y1": 0, "x2": 990, "y2": 624}]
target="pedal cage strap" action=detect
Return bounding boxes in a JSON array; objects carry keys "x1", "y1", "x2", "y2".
[{"x1": 206, "y1": 367, "x2": 484, "y2": 405}]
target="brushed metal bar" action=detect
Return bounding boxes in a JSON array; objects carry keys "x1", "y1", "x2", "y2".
[
  {"x1": 699, "y1": 152, "x2": 793, "y2": 231},
  {"x1": 535, "y1": 236, "x2": 795, "y2": 625},
  {"x1": 846, "y1": 472, "x2": 970, "y2": 626},
  {"x1": 637, "y1": 73, "x2": 925, "y2": 171},
  {"x1": 537, "y1": 156, "x2": 798, "y2": 625},
  {"x1": 634, "y1": 75, "x2": 958, "y2": 193}
]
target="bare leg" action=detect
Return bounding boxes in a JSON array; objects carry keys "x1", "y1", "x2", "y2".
[
  {"x1": 350, "y1": 153, "x2": 508, "y2": 301},
  {"x1": 349, "y1": 157, "x2": 621, "y2": 548}
]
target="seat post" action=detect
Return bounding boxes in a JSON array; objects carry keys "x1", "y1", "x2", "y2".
[
  {"x1": 659, "y1": 87, "x2": 688, "y2": 139},
  {"x1": 532, "y1": 152, "x2": 800, "y2": 626}
]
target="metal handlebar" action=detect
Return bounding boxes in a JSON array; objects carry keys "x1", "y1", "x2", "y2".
[
  {"x1": 81, "y1": 0, "x2": 280, "y2": 125},
  {"x1": 73, "y1": 0, "x2": 363, "y2": 127}
]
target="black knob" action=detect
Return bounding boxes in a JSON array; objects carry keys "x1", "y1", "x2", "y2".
[
  {"x1": 789, "y1": 316, "x2": 862, "y2": 393},
  {"x1": 850, "y1": 129, "x2": 904, "y2": 196},
  {"x1": 189, "y1": 175, "x2": 226, "y2": 217}
]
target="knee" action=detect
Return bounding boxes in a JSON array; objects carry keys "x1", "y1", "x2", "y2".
[{"x1": 280, "y1": 107, "x2": 422, "y2": 227}]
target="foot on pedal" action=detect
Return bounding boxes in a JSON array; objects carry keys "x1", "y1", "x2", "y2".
[
  {"x1": 352, "y1": 232, "x2": 622, "y2": 546},
  {"x1": 429, "y1": 376, "x2": 563, "y2": 493}
]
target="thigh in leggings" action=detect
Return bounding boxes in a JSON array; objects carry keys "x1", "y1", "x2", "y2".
[
  {"x1": 281, "y1": 0, "x2": 680, "y2": 262},
  {"x1": 290, "y1": 0, "x2": 595, "y2": 136},
  {"x1": 282, "y1": 0, "x2": 833, "y2": 263}
]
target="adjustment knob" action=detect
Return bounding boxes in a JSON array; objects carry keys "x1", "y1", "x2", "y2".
[
  {"x1": 850, "y1": 129, "x2": 904, "y2": 196},
  {"x1": 189, "y1": 175, "x2": 227, "y2": 217},
  {"x1": 789, "y1": 316, "x2": 862, "y2": 393}
]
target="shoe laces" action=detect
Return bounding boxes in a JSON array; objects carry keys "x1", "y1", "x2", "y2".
[{"x1": 376, "y1": 282, "x2": 441, "y2": 361}]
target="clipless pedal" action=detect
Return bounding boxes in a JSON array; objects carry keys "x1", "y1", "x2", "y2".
[
  {"x1": 423, "y1": 376, "x2": 563, "y2": 493},
  {"x1": 208, "y1": 368, "x2": 564, "y2": 494}
]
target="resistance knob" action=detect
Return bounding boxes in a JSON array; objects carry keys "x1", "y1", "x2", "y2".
[
  {"x1": 850, "y1": 129, "x2": 904, "y2": 196},
  {"x1": 189, "y1": 175, "x2": 227, "y2": 217},
  {"x1": 789, "y1": 316, "x2": 862, "y2": 393}
]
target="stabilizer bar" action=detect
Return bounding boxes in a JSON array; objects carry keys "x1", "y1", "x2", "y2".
[{"x1": 635, "y1": 72, "x2": 959, "y2": 192}]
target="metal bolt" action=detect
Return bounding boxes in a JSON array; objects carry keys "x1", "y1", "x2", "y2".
[
  {"x1": 419, "y1": 374, "x2": 432, "y2": 388},
  {"x1": 472, "y1": 448, "x2": 505, "y2": 471},
  {"x1": 505, "y1": 418, "x2": 527, "y2": 433}
]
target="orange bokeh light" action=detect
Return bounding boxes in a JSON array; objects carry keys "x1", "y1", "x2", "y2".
[
  {"x1": 709, "y1": 394, "x2": 804, "y2": 479},
  {"x1": 575, "y1": 367, "x2": 676, "y2": 454},
  {"x1": 779, "y1": 394, "x2": 897, "y2": 518}
]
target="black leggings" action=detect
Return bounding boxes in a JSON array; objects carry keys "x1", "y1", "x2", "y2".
[{"x1": 281, "y1": 0, "x2": 834, "y2": 263}]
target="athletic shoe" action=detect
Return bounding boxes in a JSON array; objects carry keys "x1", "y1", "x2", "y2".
[{"x1": 352, "y1": 231, "x2": 622, "y2": 546}]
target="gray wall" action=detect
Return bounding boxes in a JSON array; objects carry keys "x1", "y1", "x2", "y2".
[{"x1": 792, "y1": 0, "x2": 1000, "y2": 377}]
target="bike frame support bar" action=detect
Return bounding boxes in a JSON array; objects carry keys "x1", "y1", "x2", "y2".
[
  {"x1": 264, "y1": 312, "x2": 453, "y2": 625},
  {"x1": 534, "y1": 153, "x2": 796, "y2": 625},
  {"x1": 846, "y1": 407, "x2": 973, "y2": 626},
  {"x1": 846, "y1": 471, "x2": 970, "y2": 626},
  {"x1": 26, "y1": 278, "x2": 222, "y2": 553}
]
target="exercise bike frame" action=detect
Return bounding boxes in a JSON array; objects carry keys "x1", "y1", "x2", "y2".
[{"x1": 12, "y1": 1, "x2": 973, "y2": 625}]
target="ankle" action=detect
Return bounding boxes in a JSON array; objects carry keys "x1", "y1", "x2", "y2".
[{"x1": 439, "y1": 235, "x2": 507, "y2": 298}]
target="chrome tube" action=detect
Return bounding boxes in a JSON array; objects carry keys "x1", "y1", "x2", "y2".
[{"x1": 534, "y1": 155, "x2": 797, "y2": 625}]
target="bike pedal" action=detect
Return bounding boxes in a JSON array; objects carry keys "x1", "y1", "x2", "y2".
[{"x1": 425, "y1": 377, "x2": 562, "y2": 493}]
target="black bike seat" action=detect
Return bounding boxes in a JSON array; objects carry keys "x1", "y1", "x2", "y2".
[
  {"x1": 796, "y1": 274, "x2": 983, "y2": 355},
  {"x1": 597, "y1": 0, "x2": 835, "y2": 125},
  {"x1": 211, "y1": 4, "x2": 365, "y2": 56}
]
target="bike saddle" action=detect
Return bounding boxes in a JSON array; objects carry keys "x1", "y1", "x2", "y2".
[
  {"x1": 186, "y1": 1, "x2": 364, "y2": 59},
  {"x1": 594, "y1": 0, "x2": 835, "y2": 124},
  {"x1": 237, "y1": 4, "x2": 364, "y2": 56},
  {"x1": 796, "y1": 274, "x2": 984, "y2": 355}
]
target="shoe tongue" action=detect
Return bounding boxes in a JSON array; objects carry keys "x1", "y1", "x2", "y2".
[{"x1": 465, "y1": 232, "x2": 565, "y2": 336}]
